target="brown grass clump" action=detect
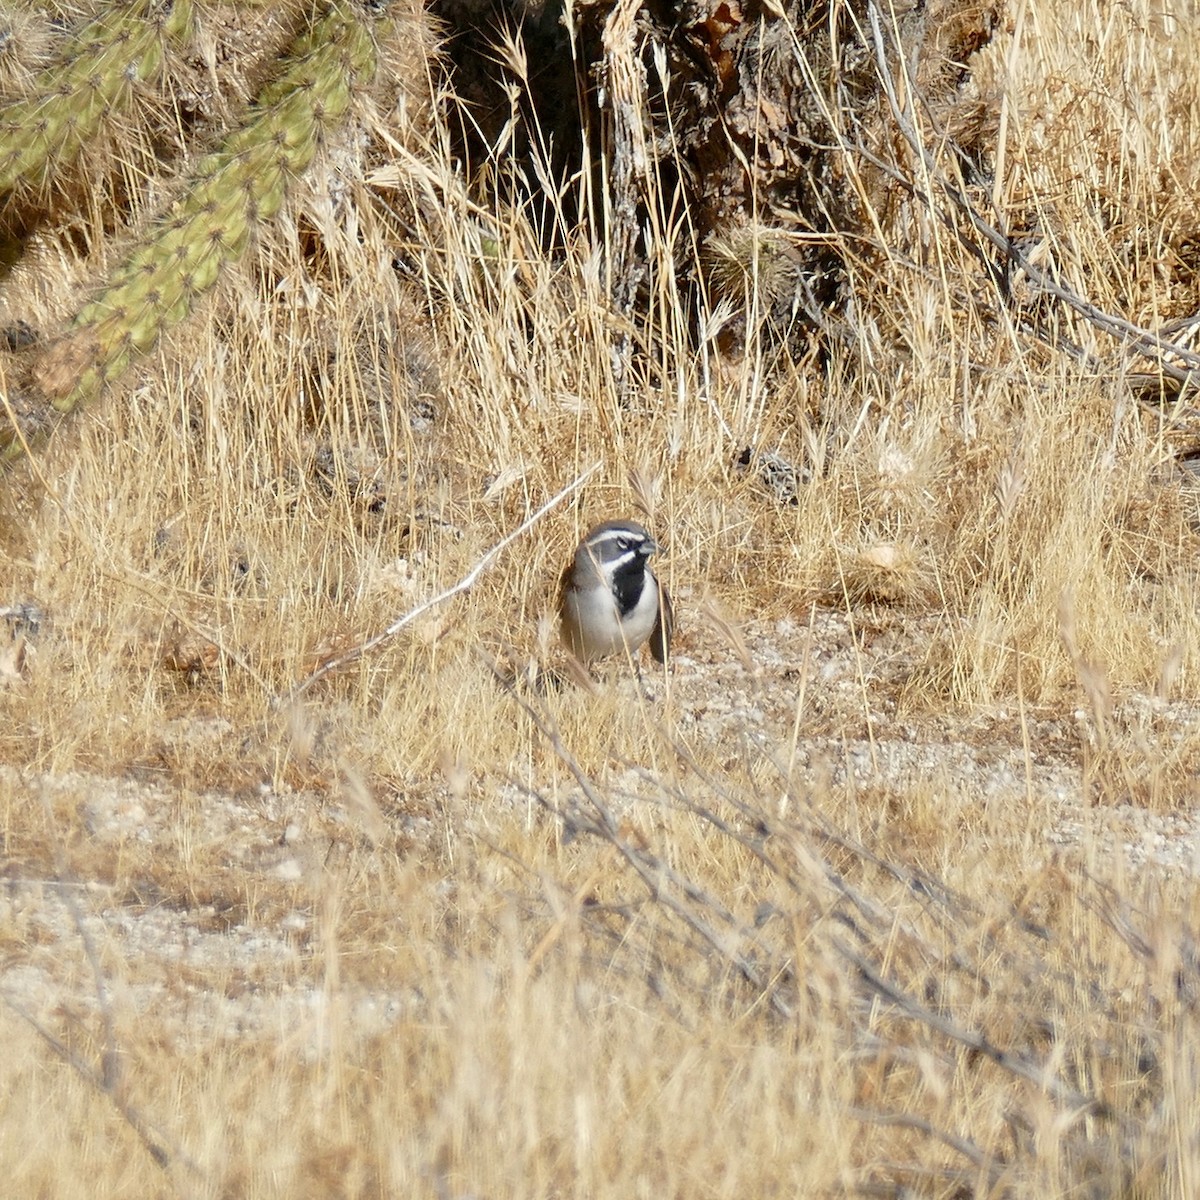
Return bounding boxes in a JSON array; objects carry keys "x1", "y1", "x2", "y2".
[{"x1": 3, "y1": 0, "x2": 1200, "y2": 1196}]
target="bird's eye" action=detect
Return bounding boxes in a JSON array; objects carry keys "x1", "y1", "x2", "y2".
[{"x1": 617, "y1": 538, "x2": 632, "y2": 551}]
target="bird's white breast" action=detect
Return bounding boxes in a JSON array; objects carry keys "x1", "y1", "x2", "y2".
[{"x1": 563, "y1": 571, "x2": 659, "y2": 661}]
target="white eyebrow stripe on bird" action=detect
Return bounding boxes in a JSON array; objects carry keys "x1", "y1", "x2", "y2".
[{"x1": 588, "y1": 528, "x2": 644, "y2": 548}]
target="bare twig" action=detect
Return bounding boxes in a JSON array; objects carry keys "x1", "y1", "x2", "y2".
[
  {"x1": 846, "y1": 1107, "x2": 1005, "y2": 1185},
  {"x1": 1, "y1": 992, "x2": 200, "y2": 1176},
  {"x1": 835, "y1": 937, "x2": 1106, "y2": 1116},
  {"x1": 0, "y1": 795, "x2": 204, "y2": 1178},
  {"x1": 278, "y1": 464, "x2": 600, "y2": 704},
  {"x1": 53, "y1": 879, "x2": 120, "y2": 1091}
]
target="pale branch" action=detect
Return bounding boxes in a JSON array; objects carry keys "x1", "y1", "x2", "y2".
[
  {"x1": 11, "y1": 802, "x2": 207, "y2": 1179},
  {"x1": 845, "y1": 1108, "x2": 1003, "y2": 1183},
  {"x1": 1, "y1": 991, "x2": 199, "y2": 1176},
  {"x1": 278, "y1": 463, "x2": 600, "y2": 705}
]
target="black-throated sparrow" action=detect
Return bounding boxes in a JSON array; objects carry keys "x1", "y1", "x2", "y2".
[{"x1": 559, "y1": 519, "x2": 673, "y2": 664}]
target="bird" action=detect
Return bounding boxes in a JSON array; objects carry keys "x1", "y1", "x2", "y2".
[{"x1": 559, "y1": 518, "x2": 673, "y2": 665}]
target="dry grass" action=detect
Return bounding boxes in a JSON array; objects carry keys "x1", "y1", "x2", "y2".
[{"x1": 3, "y1": 0, "x2": 1200, "y2": 1196}]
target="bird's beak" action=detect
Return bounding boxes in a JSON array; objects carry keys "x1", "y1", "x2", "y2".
[{"x1": 641, "y1": 537, "x2": 662, "y2": 557}]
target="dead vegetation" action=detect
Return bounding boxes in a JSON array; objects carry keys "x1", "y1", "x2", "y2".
[{"x1": 3, "y1": 0, "x2": 1200, "y2": 1196}]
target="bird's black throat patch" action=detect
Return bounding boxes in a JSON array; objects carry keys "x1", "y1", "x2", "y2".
[{"x1": 610, "y1": 555, "x2": 646, "y2": 616}]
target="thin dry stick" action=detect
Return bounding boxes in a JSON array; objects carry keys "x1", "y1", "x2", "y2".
[
  {"x1": 835, "y1": 937, "x2": 1108, "y2": 1117},
  {"x1": 1, "y1": 992, "x2": 199, "y2": 1175},
  {"x1": 526, "y1": 866, "x2": 604, "y2": 973},
  {"x1": 845, "y1": 1107, "x2": 1004, "y2": 1185},
  {"x1": 278, "y1": 463, "x2": 600, "y2": 704},
  {"x1": 0, "y1": 794, "x2": 204, "y2": 1177},
  {"x1": 633, "y1": 717, "x2": 1078, "y2": 1008}
]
